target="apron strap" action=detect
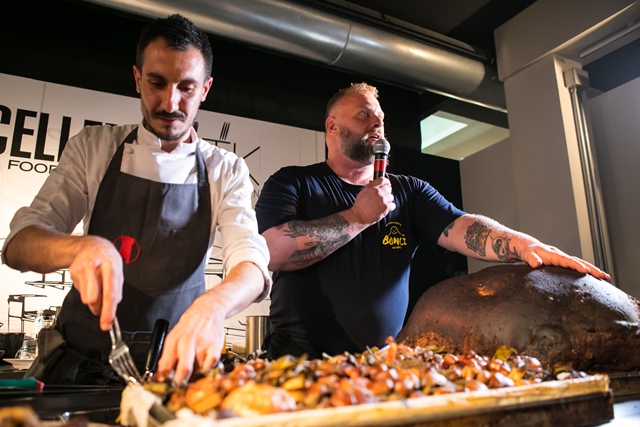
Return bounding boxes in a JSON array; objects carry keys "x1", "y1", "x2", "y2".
[
  {"x1": 195, "y1": 143, "x2": 209, "y2": 185},
  {"x1": 106, "y1": 127, "x2": 137, "y2": 172}
]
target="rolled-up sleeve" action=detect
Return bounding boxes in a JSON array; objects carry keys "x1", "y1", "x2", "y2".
[{"x1": 210, "y1": 152, "x2": 272, "y2": 301}]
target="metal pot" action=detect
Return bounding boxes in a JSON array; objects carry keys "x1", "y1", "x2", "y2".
[{"x1": 244, "y1": 315, "x2": 269, "y2": 356}]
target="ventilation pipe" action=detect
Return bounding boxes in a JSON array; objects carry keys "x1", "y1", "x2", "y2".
[{"x1": 83, "y1": 0, "x2": 506, "y2": 111}]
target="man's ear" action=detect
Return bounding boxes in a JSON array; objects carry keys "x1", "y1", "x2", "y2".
[
  {"x1": 326, "y1": 116, "x2": 339, "y2": 135},
  {"x1": 201, "y1": 77, "x2": 214, "y2": 102},
  {"x1": 133, "y1": 65, "x2": 141, "y2": 94}
]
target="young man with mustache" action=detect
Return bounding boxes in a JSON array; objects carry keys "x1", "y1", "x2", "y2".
[{"x1": 2, "y1": 14, "x2": 270, "y2": 385}]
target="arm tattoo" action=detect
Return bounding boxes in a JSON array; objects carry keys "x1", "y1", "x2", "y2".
[
  {"x1": 491, "y1": 236, "x2": 520, "y2": 262},
  {"x1": 282, "y1": 214, "x2": 351, "y2": 267},
  {"x1": 442, "y1": 220, "x2": 455, "y2": 237},
  {"x1": 464, "y1": 221, "x2": 491, "y2": 257}
]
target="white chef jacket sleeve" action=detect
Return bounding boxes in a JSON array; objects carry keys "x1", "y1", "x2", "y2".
[
  {"x1": 1, "y1": 126, "x2": 92, "y2": 265},
  {"x1": 211, "y1": 152, "x2": 272, "y2": 301}
]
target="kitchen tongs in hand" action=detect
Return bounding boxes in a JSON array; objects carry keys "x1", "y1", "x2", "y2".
[{"x1": 109, "y1": 317, "x2": 142, "y2": 384}]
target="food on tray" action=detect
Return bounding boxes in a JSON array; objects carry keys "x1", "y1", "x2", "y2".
[
  {"x1": 146, "y1": 338, "x2": 585, "y2": 419},
  {"x1": 0, "y1": 406, "x2": 91, "y2": 427},
  {"x1": 0, "y1": 406, "x2": 41, "y2": 427},
  {"x1": 219, "y1": 381, "x2": 297, "y2": 417},
  {"x1": 398, "y1": 264, "x2": 640, "y2": 372}
]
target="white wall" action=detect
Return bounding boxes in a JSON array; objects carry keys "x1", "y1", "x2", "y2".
[
  {"x1": 459, "y1": 57, "x2": 591, "y2": 275},
  {"x1": 0, "y1": 73, "x2": 325, "y2": 345},
  {"x1": 501, "y1": 55, "x2": 590, "y2": 259},
  {"x1": 487, "y1": 0, "x2": 640, "y2": 298},
  {"x1": 460, "y1": 137, "x2": 517, "y2": 274},
  {"x1": 495, "y1": 0, "x2": 638, "y2": 81},
  {"x1": 588, "y1": 76, "x2": 640, "y2": 298}
]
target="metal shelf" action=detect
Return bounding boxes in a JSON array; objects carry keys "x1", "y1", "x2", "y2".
[
  {"x1": 204, "y1": 256, "x2": 224, "y2": 278},
  {"x1": 24, "y1": 270, "x2": 73, "y2": 290},
  {"x1": 7, "y1": 294, "x2": 47, "y2": 333}
]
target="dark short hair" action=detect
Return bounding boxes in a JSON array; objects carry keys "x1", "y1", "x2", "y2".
[{"x1": 136, "y1": 14, "x2": 213, "y2": 80}]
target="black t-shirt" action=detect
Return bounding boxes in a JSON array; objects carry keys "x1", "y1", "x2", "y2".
[{"x1": 256, "y1": 162, "x2": 465, "y2": 357}]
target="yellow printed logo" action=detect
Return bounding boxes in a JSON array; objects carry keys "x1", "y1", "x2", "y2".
[{"x1": 382, "y1": 222, "x2": 407, "y2": 249}]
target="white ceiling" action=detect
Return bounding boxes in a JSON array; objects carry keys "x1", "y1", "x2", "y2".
[{"x1": 420, "y1": 112, "x2": 509, "y2": 160}]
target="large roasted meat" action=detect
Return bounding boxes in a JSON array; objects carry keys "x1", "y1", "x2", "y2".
[{"x1": 397, "y1": 264, "x2": 640, "y2": 372}]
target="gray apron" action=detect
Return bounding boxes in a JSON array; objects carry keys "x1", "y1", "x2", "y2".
[{"x1": 27, "y1": 127, "x2": 212, "y2": 384}]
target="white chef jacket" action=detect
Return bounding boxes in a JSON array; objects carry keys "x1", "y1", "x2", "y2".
[{"x1": 2, "y1": 123, "x2": 272, "y2": 299}]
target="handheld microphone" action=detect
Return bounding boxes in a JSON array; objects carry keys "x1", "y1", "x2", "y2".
[{"x1": 373, "y1": 138, "x2": 391, "y2": 180}]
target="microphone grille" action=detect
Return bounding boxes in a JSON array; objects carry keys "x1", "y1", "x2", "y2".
[{"x1": 373, "y1": 138, "x2": 391, "y2": 155}]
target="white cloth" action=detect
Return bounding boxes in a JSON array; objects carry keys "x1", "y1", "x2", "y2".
[
  {"x1": 120, "y1": 383, "x2": 163, "y2": 427},
  {"x1": 2, "y1": 123, "x2": 271, "y2": 299},
  {"x1": 121, "y1": 383, "x2": 218, "y2": 427}
]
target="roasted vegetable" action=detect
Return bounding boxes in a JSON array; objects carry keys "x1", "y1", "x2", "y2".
[{"x1": 147, "y1": 337, "x2": 584, "y2": 419}]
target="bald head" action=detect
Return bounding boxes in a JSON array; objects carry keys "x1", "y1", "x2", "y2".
[{"x1": 326, "y1": 82, "x2": 379, "y2": 120}]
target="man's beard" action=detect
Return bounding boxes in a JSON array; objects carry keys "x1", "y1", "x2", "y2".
[
  {"x1": 339, "y1": 126, "x2": 374, "y2": 164},
  {"x1": 141, "y1": 105, "x2": 192, "y2": 142}
]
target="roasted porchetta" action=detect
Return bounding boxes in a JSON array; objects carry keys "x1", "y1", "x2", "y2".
[
  {"x1": 398, "y1": 265, "x2": 640, "y2": 373},
  {"x1": 144, "y1": 338, "x2": 586, "y2": 420}
]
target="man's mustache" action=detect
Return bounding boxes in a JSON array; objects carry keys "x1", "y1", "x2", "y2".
[{"x1": 153, "y1": 111, "x2": 186, "y2": 120}]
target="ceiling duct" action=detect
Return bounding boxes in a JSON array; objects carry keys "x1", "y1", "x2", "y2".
[{"x1": 82, "y1": 0, "x2": 506, "y2": 111}]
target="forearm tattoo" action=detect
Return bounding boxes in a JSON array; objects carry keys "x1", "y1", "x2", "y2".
[
  {"x1": 464, "y1": 220, "x2": 520, "y2": 261},
  {"x1": 464, "y1": 221, "x2": 491, "y2": 257},
  {"x1": 442, "y1": 220, "x2": 455, "y2": 237},
  {"x1": 280, "y1": 214, "x2": 351, "y2": 266},
  {"x1": 490, "y1": 236, "x2": 520, "y2": 262}
]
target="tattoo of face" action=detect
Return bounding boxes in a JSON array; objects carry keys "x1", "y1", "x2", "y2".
[
  {"x1": 464, "y1": 221, "x2": 492, "y2": 257},
  {"x1": 491, "y1": 236, "x2": 520, "y2": 262},
  {"x1": 443, "y1": 220, "x2": 455, "y2": 238},
  {"x1": 284, "y1": 214, "x2": 350, "y2": 266}
]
